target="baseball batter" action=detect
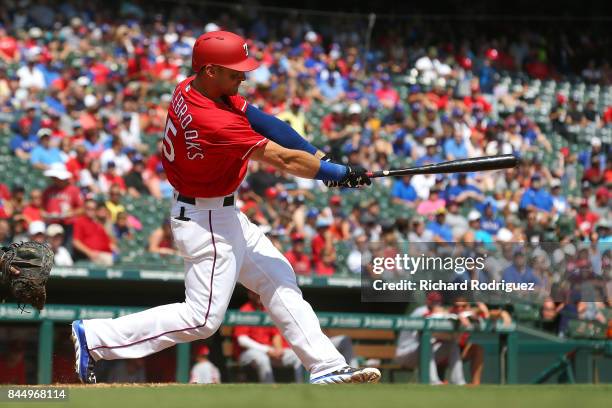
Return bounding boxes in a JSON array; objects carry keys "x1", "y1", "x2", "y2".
[{"x1": 71, "y1": 31, "x2": 380, "y2": 385}]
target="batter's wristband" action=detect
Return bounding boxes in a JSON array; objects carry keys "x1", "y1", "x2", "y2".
[{"x1": 315, "y1": 159, "x2": 347, "y2": 181}]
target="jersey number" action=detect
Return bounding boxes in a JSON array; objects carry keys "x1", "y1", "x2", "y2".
[{"x1": 163, "y1": 118, "x2": 177, "y2": 162}]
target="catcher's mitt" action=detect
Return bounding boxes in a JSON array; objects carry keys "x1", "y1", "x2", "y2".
[{"x1": 0, "y1": 242, "x2": 54, "y2": 311}]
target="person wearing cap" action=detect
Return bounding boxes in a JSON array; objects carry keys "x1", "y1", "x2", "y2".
[
  {"x1": 519, "y1": 175, "x2": 554, "y2": 214},
  {"x1": 10, "y1": 116, "x2": 38, "y2": 160},
  {"x1": 46, "y1": 223, "x2": 73, "y2": 266},
  {"x1": 42, "y1": 163, "x2": 83, "y2": 227},
  {"x1": 71, "y1": 30, "x2": 377, "y2": 385},
  {"x1": 578, "y1": 136, "x2": 606, "y2": 171},
  {"x1": 27, "y1": 219, "x2": 46, "y2": 243},
  {"x1": 415, "y1": 137, "x2": 442, "y2": 167},
  {"x1": 30, "y1": 128, "x2": 63, "y2": 170},
  {"x1": 426, "y1": 209, "x2": 453, "y2": 243},
  {"x1": 582, "y1": 155, "x2": 605, "y2": 186},
  {"x1": 467, "y1": 210, "x2": 493, "y2": 244},
  {"x1": 550, "y1": 178, "x2": 569, "y2": 214},
  {"x1": 189, "y1": 344, "x2": 221, "y2": 384},
  {"x1": 284, "y1": 232, "x2": 311, "y2": 276},
  {"x1": 591, "y1": 187, "x2": 610, "y2": 220}
]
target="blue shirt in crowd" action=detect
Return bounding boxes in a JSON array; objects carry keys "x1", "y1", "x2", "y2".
[
  {"x1": 426, "y1": 221, "x2": 453, "y2": 242},
  {"x1": 519, "y1": 188, "x2": 554, "y2": 212},
  {"x1": 392, "y1": 180, "x2": 418, "y2": 202},
  {"x1": 443, "y1": 138, "x2": 468, "y2": 160},
  {"x1": 502, "y1": 264, "x2": 541, "y2": 286},
  {"x1": 30, "y1": 145, "x2": 64, "y2": 167}
]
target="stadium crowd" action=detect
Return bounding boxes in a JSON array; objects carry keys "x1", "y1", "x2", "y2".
[{"x1": 0, "y1": 0, "x2": 610, "y2": 346}]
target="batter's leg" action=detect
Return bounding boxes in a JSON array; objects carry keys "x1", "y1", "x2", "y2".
[
  {"x1": 82, "y1": 206, "x2": 245, "y2": 361},
  {"x1": 236, "y1": 212, "x2": 346, "y2": 378}
]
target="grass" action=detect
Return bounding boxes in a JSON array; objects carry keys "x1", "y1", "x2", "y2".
[{"x1": 2, "y1": 384, "x2": 611, "y2": 408}]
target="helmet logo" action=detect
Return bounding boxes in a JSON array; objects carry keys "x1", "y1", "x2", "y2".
[{"x1": 243, "y1": 43, "x2": 249, "y2": 56}]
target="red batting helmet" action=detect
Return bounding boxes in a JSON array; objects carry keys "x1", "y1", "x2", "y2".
[{"x1": 192, "y1": 31, "x2": 259, "y2": 73}]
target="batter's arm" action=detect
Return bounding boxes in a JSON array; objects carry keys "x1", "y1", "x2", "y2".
[
  {"x1": 246, "y1": 104, "x2": 326, "y2": 158},
  {"x1": 251, "y1": 140, "x2": 346, "y2": 181}
]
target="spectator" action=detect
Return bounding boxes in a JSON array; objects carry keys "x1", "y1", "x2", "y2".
[
  {"x1": 72, "y1": 199, "x2": 115, "y2": 266},
  {"x1": 46, "y1": 223, "x2": 73, "y2": 266},
  {"x1": 415, "y1": 137, "x2": 442, "y2": 166},
  {"x1": 392, "y1": 175, "x2": 418, "y2": 207},
  {"x1": 0, "y1": 219, "x2": 11, "y2": 247},
  {"x1": 100, "y1": 137, "x2": 131, "y2": 176},
  {"x1": 311, "y1": 217, "x2": 336, "y2": 276},
  {"x1": 426, "y1": 209, "x2": 453, "y2": 243},
  {"x1": 575, "y1": 199, "x2": 599, "y2": 237},
  {"x1": 416, "y1": 187, "x2": 446, "y2": 216},
  {"x1": 148, "y1": 220, "x2": 176, "y2": 257},
  {"x1": 276, "y1": 98, "x2": 308, "y2": 137},
  {"x1": 22, "y1": 189, "x2": 44, "y2": 226},
  {"x1": 65, "y1": 144, "x2": 89, "y2": 182},
  {"x1": 232, "y1": 291, "x2": 304, "y2": 383},
  {"x1": 10, "y1": 117, "x2": 38, "y2": 160},
  {"x1": 105, "y1": 184, "x2": 126, "y2": 223},
  {"x1": 479, "y1": 203, "x2": 504, "y2": 235},
  {"x1": 444, "y1": 129, "x2": 469, "y2": 161},
  {"x1": 519, "y1": 175, "x2": 553, "y2": 214},
  {"x1": 284, "y1": 232, "x2": 311, "y2": 276},
  {"x1": 446, "y1": 173, "x2": 485, "y2": 204},
  {"x1": 124, "y1": 155, "x2": 148, "y2": 197},
  {"x1": 42, "y1": 164, "x2": 83, "y2": 229},
  {"x1": 28, "y1": 220, "x2": 46, "y2": 244},
  {"x1": 502, "y1": 250, "x2": 541, "y2": 286},
  {"x1": 100, "y1": 162, "x2": 126, "y2": 194},
  {"x1": 467, "y1": 210, "x2": 493, "y2": 244},
  {"x1": 445, "y1": 200, "x2": 469, "y2": 237},
  {"x1": 30, "y1": 128, "x2": 63, "y2": 171},
  {"x1": 550, "y1": 179, "x2": 569, "y2": 214},
  {"x1": 189, "y1": 345, "x2": 221, "y2": 384},
  {"x1": 113, "y1": 212, "x2": 134, "y2": 240}
]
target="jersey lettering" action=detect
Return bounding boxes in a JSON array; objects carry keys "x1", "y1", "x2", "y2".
[{"x1": 162, "y1": 118, "x2": 177, "y2": 162}]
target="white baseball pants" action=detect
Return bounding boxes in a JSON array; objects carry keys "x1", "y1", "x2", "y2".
[{"x1": 82, "y1": 196, "x2": 346, "y2": 377}]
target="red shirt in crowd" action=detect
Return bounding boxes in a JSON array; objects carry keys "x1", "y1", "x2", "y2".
[
  {"x1": 232, "y1": 301, "x2": 279, "y2": 360},
  {"x1": 284, "y1": 249, "x2": 311, "y2": 275},
  {"x1": 576, "y1": 210, "x2": 599, "y2": 235},
  {"x1": 42, "y1": 184, "x2": 83, "y2": 225},
  {"x1": 311, "y1": 233, "x2": 335, "y2": 276},
  {"x1": 73, "y1": 215, "x2": 113, "y2": 253},
  {"x1": 0, "y1": 35, "x2": 18, "y2": 59},
  {"x1": 22, "y1": 204, "x2": 43, "y2": 225}
]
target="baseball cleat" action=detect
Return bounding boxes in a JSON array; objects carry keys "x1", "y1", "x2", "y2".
[
  {"x1": 310, "y1": 366, "x2": 381, "y2": 384},
  {"x1": 71, "y1": 320, "x2": 97, "y2": 384}
]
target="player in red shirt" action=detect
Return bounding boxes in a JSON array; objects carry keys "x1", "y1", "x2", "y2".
[{"x1": 72, "y1": 31, "x2": 379, "y2": 385}]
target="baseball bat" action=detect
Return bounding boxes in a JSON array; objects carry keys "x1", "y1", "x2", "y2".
[{"x1": 366, "y1": 154, "x2": 518, "y2": 178}]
